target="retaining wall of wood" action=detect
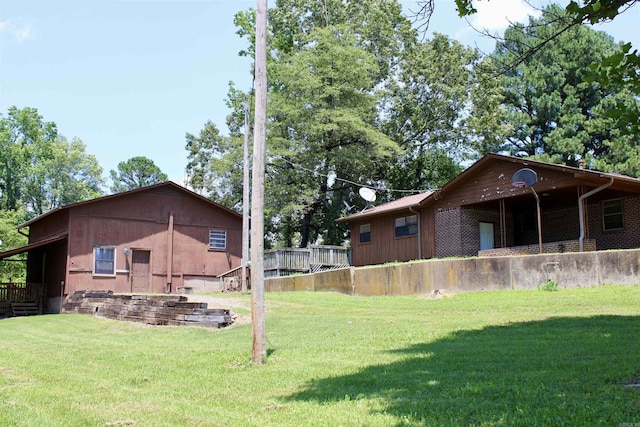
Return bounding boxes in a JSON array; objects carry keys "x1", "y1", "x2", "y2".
[{"x1": 62, "y1": 290, "x2": 234, "y2": 327}]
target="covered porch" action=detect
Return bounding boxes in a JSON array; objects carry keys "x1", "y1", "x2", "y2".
[{"x1": 0, "y1": 282, "x2": 48, "y2": 317}]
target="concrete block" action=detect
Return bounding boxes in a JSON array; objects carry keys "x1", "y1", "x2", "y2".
[{"x1": 314, "y1": 268, "x2": 352, "y2": 294}]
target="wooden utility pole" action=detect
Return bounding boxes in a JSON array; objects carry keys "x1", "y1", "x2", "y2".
[
  {"x1": 241, "y1": 98, "x2": 251, "y2": 294},
  {"x1": 251, "y1": 0, "x2": 268, "y2": 365}
]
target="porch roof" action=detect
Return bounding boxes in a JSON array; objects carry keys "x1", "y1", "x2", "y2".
[
  {"x1": 0, "y1": 233, "x2": 68, "y2": 260},
  {"x1": 336, "y1": 191, "x2": 432, "y2": 222}
]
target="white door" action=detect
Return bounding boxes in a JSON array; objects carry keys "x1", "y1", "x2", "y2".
[{"x1": 479, "y1": 222, "x2": 495, "y2": 250}]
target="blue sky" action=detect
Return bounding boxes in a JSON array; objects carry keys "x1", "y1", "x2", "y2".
[{"x1": 1, "y1": 1, "x2": 639, "y2": 186}]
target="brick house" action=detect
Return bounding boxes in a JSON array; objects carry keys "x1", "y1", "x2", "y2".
[
  {"x1": 338, "y1": 154, "x2": 640, "y2": 266},
  {"x1": 0, "y1": 182, "x2": 242, "y2": 312}
]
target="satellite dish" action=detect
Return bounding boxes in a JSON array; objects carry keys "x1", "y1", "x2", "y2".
[
  {"x1": 512, "y1": 168, "x2": 538, "y2": 188},
  {"x1": 359, "y1": 187, "x2": 377, "y2": 202}
]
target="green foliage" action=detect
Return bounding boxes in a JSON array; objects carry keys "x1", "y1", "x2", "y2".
[
  {"x1": 0, "y1": 107, "x2": 104, "y2": 216},
  {"x1": 538, "y1": 279, "x2": 560, "y2": 292},
  {"x1": 381, "y1": 34, "x2": 476, "y2": 190},
  {"x1": 0, "y1": 209, "x2": 27, "y2": 281},
  {"x1": 0, "y1": 287, "x2": 639, "y2": 425},
  {"x1": 268, "y1": 24, "x2": 398, "y2": 246},
  {"x1": 184, "y1": 121, "x2": 244, "y2": 210},
  {"x1": 223, "y1": 0, "x2": 429, "y2": 247},
  {"x1": 472, "y1": 5, "x2": 640, "y2": 171},
  {"x1": 109, "y1": 156, "x2": 168, "y2": 193}
]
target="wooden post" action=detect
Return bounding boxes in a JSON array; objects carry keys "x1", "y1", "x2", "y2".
[
  {"x1": 242, "y1": 99, "x2": 251, "y2": 294},
  {"x1": 166, "y1": 211, "x2": 174, "y2": 292},
  {"x1": 251, "y1": 0, "x2": 268, "y2": 365}
]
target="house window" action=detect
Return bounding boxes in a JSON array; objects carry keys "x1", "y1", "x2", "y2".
[
  {"x1": 602, "y1": 199, "x2": 624, "y2": 230},
  {"x1": 360, "y1": 224, "x2": 371, "y2": 243},
  {"x1": 209, "y1": 230, "x2": 227, "y2": 250},
  {"x1": 395, "y1": 215, "x2": 418, "y2": 237},
  {"x1": 94, "y1": 246, "x2": 115, "y2": 275}
]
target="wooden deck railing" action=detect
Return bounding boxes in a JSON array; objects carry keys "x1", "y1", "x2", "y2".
[
  {"x1": 264, "y1": 245, "x2": 351, "y2": 277},
  {"x1": 0, "y1": 283, "x2": 47, "y2": 316}
]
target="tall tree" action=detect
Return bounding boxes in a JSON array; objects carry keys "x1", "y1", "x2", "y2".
[
  {"x1": 0, "y1": 106, "x2": 104, "y2": 216},
  {"x1": 381, "y1": 34, "x2": 476, "y2": 191},
  {"x1": 471, "y1": 5, "x2": 640, "y2": 171},
  {"x1": 24, "y1": 136, "x2": 103, "y2": 215},
  {"x1": 109, "y1": 156, "x2": 168, "y2": 193},
  {"x1": 0, "y1": 107, "x2": 57, "y2": 211},
  {"x1": 184, "y1": 121, "x2": 244, "y2": 209},
  {"x1": 228, "y1": 0, "x2": 419, "y2": 247},
  {"x1": 267, "y1": 25, "x2": 399, "y2": 247}
]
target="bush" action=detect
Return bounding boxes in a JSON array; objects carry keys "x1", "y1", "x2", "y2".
[{"x1": 538, "y1": 280, "x2": 560, "y2": 292}]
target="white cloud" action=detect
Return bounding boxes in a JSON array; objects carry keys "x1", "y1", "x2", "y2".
[
  {"x1": 0, "y1": 19, "x2": 35, "y2": 44},
  {"x1": 470, "y1": 0, "x2": 542, "y2": 31}
]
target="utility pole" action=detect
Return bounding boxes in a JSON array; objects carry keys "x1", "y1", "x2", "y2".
[
  {"x1": 251, "y1": 0, "x2": 267, "y2": 365},
  {"x1": 242, "y1": 98, "x2": 251, "y2": 294}
]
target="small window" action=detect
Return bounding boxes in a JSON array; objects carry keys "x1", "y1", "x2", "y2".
[
  {"x1": 360, "y1": 224, "x2": 371, "y2": 243},
  {"x1": 209, "y1": 230, "x2": 227, "y2": 250},
  {"x1": 395, "y1": 215, "x2": 418, "y2": 237},
  {"x1": 602, "y1": 199, "x2": 624, "y2": 230},
  {"x1": 94, "y1": 246, "x2": 115, "y2": 275}
]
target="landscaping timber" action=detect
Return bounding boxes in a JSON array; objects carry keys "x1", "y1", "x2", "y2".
[{"x1": 61, "y1": 290, "x2": 234, "y2": 328}]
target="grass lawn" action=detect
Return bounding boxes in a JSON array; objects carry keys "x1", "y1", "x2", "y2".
[{"x1": 1, "y1": 286, "x2": 639, "y2": 426}]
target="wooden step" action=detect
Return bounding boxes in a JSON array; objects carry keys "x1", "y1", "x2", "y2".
[{"x1": 11, "y1": 302, "x2": 40, "y2": 317}]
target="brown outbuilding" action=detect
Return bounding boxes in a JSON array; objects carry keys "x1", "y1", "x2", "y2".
[{"x1": 0, "y1": 182, "x2": 242, "y2": 312}]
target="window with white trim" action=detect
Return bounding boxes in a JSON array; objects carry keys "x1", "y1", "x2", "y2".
[
  {"x1": 359, "y1": 224, "x2": 371, "y2": 243},
  {"x1": 94, "y1": 246, "x2": 116, "y2": 275},
  {"x1": 209, "y1": 230, "x2": 227, "y2": 250},
  {"x1": 395, "y1": 215, "x2": 418, "y2": 237},
  {"x1": 602, "y1": 199, "x2": 624, "y2": 230}
]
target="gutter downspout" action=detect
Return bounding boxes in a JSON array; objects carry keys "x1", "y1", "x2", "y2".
[
  {"x1": 579, "y1": 177, "x2": 614, "y2": 252},
  {"x1": 17, "y1": 225, "x2": 29, "y2": 237},
  {"x1": 409, "y1": 206, "x2": 422, "y2": 259}
]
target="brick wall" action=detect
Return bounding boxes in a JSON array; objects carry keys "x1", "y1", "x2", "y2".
[
  {"x1": 434, "y1": 207, "x2": 462, "y2": 258},
  {"x1": 588, "y1": 196, "x2": 640, "y2": 250},
  {"x1": 541, "y1": 206, "x2": 581, "y2": 242},
  {"x1": 436, "y1": 207, "x2": 506, "y2": 257},
  {"x1": 479, "y1": 239, "x2": 596, "y2": 257}
]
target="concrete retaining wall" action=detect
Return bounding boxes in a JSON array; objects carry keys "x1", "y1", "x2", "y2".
[{"x1": 264, "y1": 249, "x2": 640, "y2": 295}]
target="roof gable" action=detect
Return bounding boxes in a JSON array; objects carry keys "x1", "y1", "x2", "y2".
[
  {"x1": 422, "y1": 153, "x2": 640, "y2": 208},
  {"x1": 21, "y1": 181, "x2": 241, "y2": 228},
  {"x1": 338, "y1": 153, "x2": 640, "y2": 223}
]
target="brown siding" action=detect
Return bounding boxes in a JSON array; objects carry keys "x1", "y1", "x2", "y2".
[
  {"x1": 350, "y1": 210, "x2": 421, "y2": 266},
  {"x1": 28, "y1": 210, "x2": 69, "y2": 241},
  {"x1": 63, "y1": 186, "x2": 241, "y2": 294},
  {"x1": 432, "y1": 161, "x2": 585, "y2": 209}
]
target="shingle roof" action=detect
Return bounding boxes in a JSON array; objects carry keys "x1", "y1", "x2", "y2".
[{"x1": 336, "y1": 191, "x2": 432, "y2": 222}]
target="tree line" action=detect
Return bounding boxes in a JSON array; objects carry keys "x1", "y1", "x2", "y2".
[
  {"x1": 0, "y1": 106, "x2": 168, "y2": 279},
  {"x1": 185, "y1": 0, "x2": 640, "y2": 249},
  {"x1": 2, "y1": 0, "x2": 639, "y2": 274}
]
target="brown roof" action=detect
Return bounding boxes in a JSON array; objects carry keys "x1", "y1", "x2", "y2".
[
  {"x1": 337, "y1": 153, "x2": 640, "y2": 223},
  {"x1": 426, "y1": 153, "x2": 640, "y2": 200},
  {"x1": 336, "y1": 191, "x2": 432, "y2": 222},
  {"x1": 0, "y1": 233, "x2": 68, "y2": 260},
  {"x1": 19, "y1": 181, "x2": 241, "y2": 229}
]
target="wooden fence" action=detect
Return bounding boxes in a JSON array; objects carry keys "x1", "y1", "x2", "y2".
[
  {"x1": 0, "y1": 282, "x2": 47, "y2": 316},
  {"x1": 264, "y1": 245, "x2": 351, "y2": 278}
]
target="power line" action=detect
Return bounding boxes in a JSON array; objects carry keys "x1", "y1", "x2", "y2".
[{"x1": 277, "y1": 157, "x2": 427, "y2": 195}]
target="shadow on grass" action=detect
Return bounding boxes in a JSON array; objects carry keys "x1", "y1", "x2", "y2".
[{"x1": 287, "y1": 316, "x2": 640, "y2": 426}]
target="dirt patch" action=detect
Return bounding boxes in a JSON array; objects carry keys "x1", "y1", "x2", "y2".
[{"x1": 417, "y1": 289, "x2": 454, "y2": 300}]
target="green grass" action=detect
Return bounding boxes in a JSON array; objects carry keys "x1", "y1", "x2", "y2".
[{"x1": 1, "y1": 286, "x2": 640, "y2": 426}]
